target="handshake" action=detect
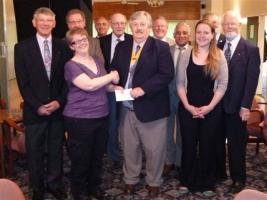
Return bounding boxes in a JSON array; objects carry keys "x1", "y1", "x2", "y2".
[{"x1": 109, "y1": 70, "x2": 120, "y2": 84}]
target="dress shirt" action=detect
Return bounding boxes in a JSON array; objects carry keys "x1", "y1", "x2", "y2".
[
  {"x1": 36, "y1": 33, "x2": 52, "y2": 64},
  {"x1": 223, "y1": 34, "x2": 241, "y2": 58},
  {"x1": 123, "y1": 40, "x2": 146, "y2": 109},
  {"x1": 173, "y1": 44, "x2": 188, "y2": 70},
  {"x1": 36, "y1": 33, "x2": 52, "y2": 79},
  {"x1": 110, "y1": 33, "x2": 125, "y2": 62}
]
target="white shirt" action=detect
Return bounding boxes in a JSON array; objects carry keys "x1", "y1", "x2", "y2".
[
  {"x1": 173, "y1": 43, "x2": 189, "y2": 69},
  {"x1": 223, "y1": 34, "x2": 241, "y2": 58},
  {"x1": 110, "y1": 33, "x2": 125, "y2": 63},
  {"x1": 123, "y1": 40, "x2": 146, "y2": 109},
  {"x1": 36, "y1": 33, "x2": 52, "y2": 63}
]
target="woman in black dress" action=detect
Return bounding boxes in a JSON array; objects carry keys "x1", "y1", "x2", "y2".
[{"x1": 176, "y1": 20, "x2": 228, "y2": 196}]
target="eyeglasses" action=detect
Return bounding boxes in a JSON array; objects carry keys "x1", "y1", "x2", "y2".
[
  {"x1": 112, "y1": 22, "x2": 126, "y2": 27},
  {"x1": 68, "y1": 20, "x2": 84, "y2": 25},
  {"x1": 71, "y1": 38, "x2": 88, "y2": 46}
]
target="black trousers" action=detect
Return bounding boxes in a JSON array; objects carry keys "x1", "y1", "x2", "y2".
[
  {"x1": 25, "y1": 120, "x2": 64, "y2": 193},
  {"x1": 179, "y1": 104, "x2": 222, "y2": 191},
  {"x1": 64, "y1": 116, "x2": 108, "y2": 197},
  {"x1": 224, "y1": 112, "x2": 247, "y2": 183}
]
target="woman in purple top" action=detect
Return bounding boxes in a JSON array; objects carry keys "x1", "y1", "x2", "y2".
[{"x1": 63, "y1": 28, "x2": 119, "y2": 200}]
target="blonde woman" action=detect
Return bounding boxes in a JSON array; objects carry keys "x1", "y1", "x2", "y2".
[{"x1": 63, "y1": 28, "x2": 119, "y2": 200}]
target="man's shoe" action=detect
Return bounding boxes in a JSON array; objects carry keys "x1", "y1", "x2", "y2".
[
  {"x1": 148, "y1": 186, "x2": 160, "y2": 199},
  {"x1": 125, "y1": 184, "x2": 135, "y2": 195},
  {"x1": 162, "y1": 164, "x2": 174, "y2": 176},
  {"x1": 32, "y1": 191, "x2": 44, "y2": 200},
  {"x1": 178, "y1": 186, "x2": 189, "y2": 195},
  {"x1": 202, "y1": 190, "x2": 216, "y2": 198},
  {"x1": 47, "y1": 188, "x2": 67, "y2": 200},
  {"x1": 229, "y1": 181, "x2": 245, "y2": 194}
]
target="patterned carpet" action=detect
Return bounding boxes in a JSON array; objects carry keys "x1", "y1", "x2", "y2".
[{"x1": 9, "y1": 143, "x2": 267, "y2": 200}]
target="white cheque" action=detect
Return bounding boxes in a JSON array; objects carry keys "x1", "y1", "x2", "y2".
[{"x1": 115, "y1": 89, "x2": 134, "y2": 101}]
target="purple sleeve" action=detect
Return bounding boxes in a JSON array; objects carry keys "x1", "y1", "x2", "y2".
[{"x1": 64, "y1": 61, "x2": 84, "y2": 82}]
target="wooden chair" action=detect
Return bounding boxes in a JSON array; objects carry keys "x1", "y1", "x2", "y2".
[
  {"x1": 2, "y1": 118, "x2": 25, "y2": 176},
  {"x1": 247, "y1": 96, "x2": 266, "y2": 154}
]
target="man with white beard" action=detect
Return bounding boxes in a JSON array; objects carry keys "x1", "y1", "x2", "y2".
[{"x1": 218, "y1": 10, "x2": 260, "y2": 194}]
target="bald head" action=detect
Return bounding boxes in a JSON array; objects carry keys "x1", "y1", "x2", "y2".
[
  {"x1": 110, "y1": 13, "x2": 127, "y2": 37},
  {"x1": 152, "y1": 16, "x2": 168, "y2": 40},
  {"x1": 202, "y1": 12, "x2": 221, "y2": 33},
  {"x1": 95, "y1": 16, "x2": 109, "y2": 37}
]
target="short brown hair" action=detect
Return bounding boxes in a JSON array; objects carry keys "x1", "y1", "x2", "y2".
[
  {"x1": 66, "y1": 9, "x2": 85, "y2": 23},
  {"x1": 65, "y1": 28, "x2": 89, "y2": 46}
]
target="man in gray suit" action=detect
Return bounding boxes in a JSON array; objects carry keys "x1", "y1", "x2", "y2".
[
  {"x1": 163, "y1": 21, "x2": 192, "y2": 176},
  {"x1": 66, "y1": 9, "x2": 104, "y2": 63}
]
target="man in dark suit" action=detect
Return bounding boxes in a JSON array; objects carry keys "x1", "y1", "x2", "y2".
[
  {"x1": 202, "y1": 12, "x2": 226, "y2": 47},
  {"x1": 219, "y1": 10, "x2": 260, "y2": 193},
  {"x1": 111, "y1": 11, "x2": 173, "y2": 198},
  {"x1": 99, "y1": 13, "x2": 131, "y2": 167},
  {"x1": 66, "y1": 9, "x2": 104, "y2": 64},
  {"x1": 94, "y1": 16, "x2": 110, "y2": 38},
  {"x1": 14, "y1": 7, "x2": 70, "y2": 200}
]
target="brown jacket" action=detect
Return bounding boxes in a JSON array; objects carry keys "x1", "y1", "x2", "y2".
[{"x1": 88, "y1": 36, "x2": 104, "y2": 64}]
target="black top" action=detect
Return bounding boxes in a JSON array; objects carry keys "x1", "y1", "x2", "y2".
[{"x1": 186, "y1": 53, "x2": 214, "y2": 107}]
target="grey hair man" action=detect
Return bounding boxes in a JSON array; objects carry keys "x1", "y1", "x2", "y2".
[
  {"x1": 110, "y1": 10, "x2": 174, "y2": 198},
  {"x1": 152, "y1": 16, "x2": 175, "y2": 46}
]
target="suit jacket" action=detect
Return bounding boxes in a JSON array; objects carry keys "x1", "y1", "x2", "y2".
[
  {"x1": 169, "y1": 44, "x2": 192, "y2": 105},
  {"x1": 111, "y1": 36, "x2": 174, "y2": 122},
  {"x1": 217, "y1": 33, "x2": 226, "y2": 48},
  {"x1": 218, "y1": 37, "x2": 260, "y2": 113},
  {"x1": 14, "y1": 36, "x2": 71, "y2": 125},
  {"x1": 99, "y1": 33, "x2": 132, "y2": 71},
  {"x1": 88, "y1": 36, "x2": 104, "y2": 64}
]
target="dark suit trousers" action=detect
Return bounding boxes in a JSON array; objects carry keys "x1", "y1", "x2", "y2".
[
  {"x1": 179, "y1": 104, "x2": 222, "y2": 191},
  {"x1": 224, "y1": 112, "x2": 247, "y2": 183},
  {"x1": 64, "y1": 116, "x2": 108, "y2": 196},
  {"x1": 107, "y1": 92, "x2": 120, "y2": 162},
  {"x1": 25, "y1": 120, "x2": 64, "y2": 193}
]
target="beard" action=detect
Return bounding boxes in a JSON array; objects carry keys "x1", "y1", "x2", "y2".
[{"x1": 225, "y1": 32, "x2": 238, "y2": 41}]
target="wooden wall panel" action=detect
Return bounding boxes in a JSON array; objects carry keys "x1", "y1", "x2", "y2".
[{"x1": 93, "y1": 1, "x2": 200, "y2": 21}]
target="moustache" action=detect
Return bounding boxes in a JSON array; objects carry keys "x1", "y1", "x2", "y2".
[{"x1": 136, "y1": 29, "x2": 143, "y2": 33}]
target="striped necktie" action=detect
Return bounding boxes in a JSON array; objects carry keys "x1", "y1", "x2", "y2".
[
  {"x1": 43, "y1": 39, "x2": 51, "y2": 79},
  {"x1": 224, "y1": 42, "x2": 232, "y2": 64}
]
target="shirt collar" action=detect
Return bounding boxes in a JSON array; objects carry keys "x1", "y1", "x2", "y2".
[
  {"x1": 226, "y1": 34, "x2": 241, "y2": 47},
  {"x1": 175, "y1": 43, "x2": 189, "y2": 50},
  {"x1": 133, "y1": 39, "x2": 146, "y2": 50},
  {"x1": 36, "y1": 33, "x2": 52, "y2": 43},
  {"x1": 112, "y1": 33, "x2": 125, "y2": 42}
]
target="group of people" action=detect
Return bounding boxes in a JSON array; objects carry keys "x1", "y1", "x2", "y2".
[{"x1": 14, "y1": 5, "x2": 260, "y2": 200}]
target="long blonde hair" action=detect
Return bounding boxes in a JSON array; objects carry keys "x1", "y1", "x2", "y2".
[{"x1": 193, "y1": 19, "x2": 221, "y2": 79}]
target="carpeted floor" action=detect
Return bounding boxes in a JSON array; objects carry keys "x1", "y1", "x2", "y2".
[{"x1": 9, "y1": 143, "x2": 267, "y2": 200}]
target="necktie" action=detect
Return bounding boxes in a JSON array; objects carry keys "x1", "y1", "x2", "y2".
[
  {"x1": 43, "y1": 40, "x2": 51, "y2": 79},
  {"x1": 110, "y1": 38, "x2": 122, "y2": 63},
  {"x1": 224, "y1": 42, "x2": 232, "y2": 64},
  {"x1": 128, "y1": 45, "x2": 141, "y2": 89},
  {"x1": 135, "y1": 45, "x2": 141, "y2": 55},
  {"x1": 126, "y1": 45, "x2": 141, "y2": 109},
  {"x1": 176, "y1": 47, "x2": 185, "y2": 72},
  {"x1": 116, "y1": 38, "x2": 121, "y2": 43}
]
